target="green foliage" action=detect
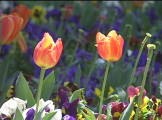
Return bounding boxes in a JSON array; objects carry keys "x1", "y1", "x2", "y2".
[{"x1": 15, "y1": 72, "x2": 35, "y2": 107}]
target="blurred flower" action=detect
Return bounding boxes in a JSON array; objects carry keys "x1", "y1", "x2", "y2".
[
  {"x1": 1, "y1": 13, "x2": 23, "y2": 45},
  {"x1": 130, "y1": 1, "x2": 145, "y2": 8},
  {"x1": 33, "y1": 32, "x2": 63, "y2": 69},
  {"x1": 127, "y1": 86, "x2": 146, "y2": 101},
  {"x1": 1, "y1": 4, "x2": 32, "y2": 53},
  {"x1": 146, "y1": 8, "x2": 159, "y2": 25},
  {"x1": 11, "y1": 4, "x2": 32, "y2": 29},
  {"x1": 95, "y1": 30, "x2": 124, "y2": 62},
  {"x1": 46, "y1": 8, "x2": 62, "y2": 21},
  {"x1": 61, "y1": 4, "x2": 74, "y2": 19},
  {"x1": 30, "y1": 5, "x2": 46, "y2": 22}
]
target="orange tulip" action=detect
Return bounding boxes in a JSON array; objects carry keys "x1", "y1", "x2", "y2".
[
  {"x1": 130, "y1": 1, "x2": 145, "y2": 8},
  {"x1": 11, "y1": 4, "x2": 32, "y2": 29},
  {"x1": 1, "y1": 13, "x2": 23, "y2": 45},
  {"x1": 33, "y1": 33, "x2": 63, "y2": 69},
  {"x1": 95, "y1": 30, "x2": 124, "y2": 62}
]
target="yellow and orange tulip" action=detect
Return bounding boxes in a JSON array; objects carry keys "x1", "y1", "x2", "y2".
[
  {"x1": 95, "y1": 30, "x2": 124, "y2": 62},
  {"x1": 11, "y1": 4, "x2": 32, "y2": 29},
  {"x1": 33, "y1": 33, "x2": 63, "y2": 69},
  {"x1": 1, "y1": 13, "x2": 23, "y2": 45}
]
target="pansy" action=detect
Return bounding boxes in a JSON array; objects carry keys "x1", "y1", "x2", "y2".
[{"x1": 0, "y1": 97, "x2": 27, "y2": 119}]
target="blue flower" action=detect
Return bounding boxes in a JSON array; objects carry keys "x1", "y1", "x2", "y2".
[
  {"x1": 25, "y1": 108, "x2": 35, "y2": 120},
  {"x1": 146, "y1": 8, "x2": 159, "y2": 25},
  {"x1": 63, "y1": 114, "x2": 76, "y2": 120}
]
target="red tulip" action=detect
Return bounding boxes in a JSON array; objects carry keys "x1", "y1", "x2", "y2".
[
  {"x1": 11, "y1": 4, "x2": 32, "y2": 29},
  {"x1": 1, "y1": 13, "x2": 23, "y2": 45},
  {"x1": 33, "y1": 33, "x2": 63, "y2": 69},
  {"x1": 95, "y1": 30, "x2": 124, "y2": 62}
]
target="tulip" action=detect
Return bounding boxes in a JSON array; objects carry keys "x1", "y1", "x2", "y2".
[
  {"x1": 1, "y1": 13, "x2": 23, "y2": 45},
  {"x1": 11, "y1": 4, "x2": 32, "y2": 29},
  {"x1": 130, "y1": 1, "x2": 145, "y2": 8},
  {"x1": 33, "y1": 32, "x2": 63, "y2": 69},
  {"x1": 95, "y1": 30, "x2": 124, "y2": 62}
]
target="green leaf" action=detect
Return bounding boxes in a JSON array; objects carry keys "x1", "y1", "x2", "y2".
[
  {"x1": 119, "y1": 95, "x2": 137, "y2": 120},
  {"x1": 13, "y1": 108, "x2": 24, "y2": 120},
  {"x1": 34, "y1": 103, "x2": 50, "y2": 120},
  {"x1": 106, "y1": 103, "x2": 113, "y2": 120},
  {"x1": 0, "y1": 56, "x2": 10, "y2": 90},
  {"x1": 116, "y1": 87, "x2": 126, "y2": 102},
  {"x1": 69, "y1": 88, "x2": 84, "y2": 103},
  {"x1": 0, "y1": 78, "x2": 14, "y2": 105},
  {"x1": 41, "y1": 111, "x2": 57, "y2": 120},
  {"x1": 75, "y1": 65, "x2": 81, "y2": 88},
  {"x1": 15, "y1": 72, "x2": 35, "y2": 107},
  {"x1": 81, "y1": 107, "x2": 96, "y2": 120},
  {"x1": 41, "y1": 70, "x2": 55, "y2": 101},
  {"x1": 81, "y1": 110, "x2": 91, "y2": 120}
]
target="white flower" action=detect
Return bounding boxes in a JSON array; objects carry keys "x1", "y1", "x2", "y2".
[
  {"x1": 0, "y1": 98, "x2": 18, "y2": 118},
  {"x1": 12, "y1": 97, "x2": 27, "y2": 112},
  {"x1": 51, "y1": 109, "x2": 62, "y2": 120},
  {"x1": 22, "y1": 99, "x2": 62, "y2": 119},
  {"x1": 0, "y1": 97, "x2": 27, "y2": 119}
]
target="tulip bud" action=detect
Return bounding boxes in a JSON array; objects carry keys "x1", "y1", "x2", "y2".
[{"x1": 33, "y1": 33, "x2": 63, "y2": 69}]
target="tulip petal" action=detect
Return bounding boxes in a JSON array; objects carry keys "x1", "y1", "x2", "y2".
[
  {"x1": 1, "y1": 15, "x2": 14, "y2": 44},
  {"x1": 7, "y1": 14, "x2": 23, "y2": 44},
  {"x1": 11, "y1": 5, "x2": 32, "y2": 29},
  {"x1": 96, "y1": 38, "x2": 110, "y2": 61},
  {"x1": 96, "y1": 32, "x2": 106, "y2": 44},
  {"x1": 107, "y1": 36, "x2": 119, "y2": 62},
  {"x1": 42, "y1": 33, "x2": 55, "y2": 49},
  {"x1": 15, "y1": 32, "x2": 28, "y2": 53},
  {"x1": 107, "y1": 30, "x2": 118, "y2": 41}
]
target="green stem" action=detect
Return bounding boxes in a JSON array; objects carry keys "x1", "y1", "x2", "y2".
[
  {"x1": 57, "y1": 29, "x2": 84, "y2": 86},
  {"x1": 148, "y1": 41, "x2": 160, "y2": 97},
  {"x1": 35, "y1": 68, "x2": 46, "y2": 115},
  {"x1": 84, "y1": 53, "x2": 98, "y2": 94},
  {"x1": 126, "y1": 33, "x2": 151, "y2": 90},
  {"x1": 98, "y1": 62, "x2": 111, "y2": 120},
  {"x1": 121, "y1": 24, "x2": 132, "y2": 63},
  {"x1": 155, "y1": 69, "x2": 162, "y2": 97},
  {"x1": 134, "y1": 44, "x2": 155, "y2": 120}
]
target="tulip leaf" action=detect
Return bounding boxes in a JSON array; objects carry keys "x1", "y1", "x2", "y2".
[
  {"x1": 116, "y1": 87, "x2": 126, "y2": 102},
  {"x1": 69, "y1": 88, "x2": 84, "y2": 103},
  {"x1": 15, "y1": 72, "x2": 35, "y2": 107},
  {"x1": 0, "y1": 56, "x2": 10, "y2": 90},
  {"x1": 41, "y1": 70, "x2": 55, "y2": 101},
  {"x1": 0, "y1": 78, "x2": 14, "y2": 105},
  {"x1": 34, "y1": 103, "x2": 50, "y2": 120},
  {"x1": 41, "y1": 111, "x2": 57, "y2": 120},
  {"x1": 119, "y1": 95, "x2": 138, "y2": 120},
  {"x1": 75, "y1": 65, "x2": 81, "y2": 88},
  {"x1": 14, "y1": 108, "x2": 24, "y2": 120}
]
